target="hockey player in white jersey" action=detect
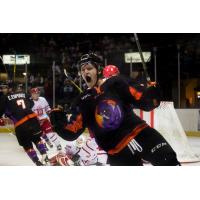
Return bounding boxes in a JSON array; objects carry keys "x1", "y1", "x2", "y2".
[
  {"x1": 65, "y1": 135, "x2": 97, "y2": 166},
  {"x1": 64, "y1": 135, "x2": 108, "y2": 166},
  {"x1": 30, "y1": 87, "x2": 62, "y2": 151}
]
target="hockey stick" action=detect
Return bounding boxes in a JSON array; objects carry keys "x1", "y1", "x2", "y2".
[
  {"x1": 133, "y1": 33, "x2": 151, "y2": 82},
  {"x1": 7, "y1": 127, "x2": 15, "y2": 136},
  {"x1": 3, "y1": 118, "x2": 16, "y2": 136},
  {"x1": 0, "y1": 125, "x2": 15, "y2": 136},
  {"x1": 64, "y1": 69, "x2": 83, "y2": 93},
  {"x1": 0, "y1": 116, "x2": 15, "y2": 136}
]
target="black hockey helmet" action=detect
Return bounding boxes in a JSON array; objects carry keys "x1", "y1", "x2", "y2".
[
  {"x1": 0, "y1": 81, "x2": 11, "y2": 94},
  {"x1": 0, "y1": 81, "x2": 12, "y2": 89},
  {"x1": 15, "y1": 83, "x2": 24, "y2": 92},
  {"x1": 0, "y1": 82, "x2": 8, "y2": 89},
  {"x1": 78, "y1": 53, "x2": 103, "y2": 71},
  {"x1": 0, "y1": 82, "x2": 23, "y2": 92}
]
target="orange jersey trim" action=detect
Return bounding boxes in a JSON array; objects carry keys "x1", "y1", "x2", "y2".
[
  {"x1": 129, "y1": 86, "x2": 143, "y2": 100},
  {"x1": 14, "y1": 113, "x2": 38, "y2": 128},
  {"x1": 108, "y1": 123, "x2": 148, "y2": 155},
  {"x1": 94, "y1": 86, "x2": 102, "y2": 94},
  {"x1": 64, "y1": 114, "x2": 83, "y2": 133}
]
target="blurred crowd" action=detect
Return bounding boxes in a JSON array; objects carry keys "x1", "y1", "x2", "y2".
[
  {"x1": 0, "y1": 34, "x2": 135, "y2": 107},
  {"x1": 1, "y1": 34, "x2": 200, "y2": 108}
]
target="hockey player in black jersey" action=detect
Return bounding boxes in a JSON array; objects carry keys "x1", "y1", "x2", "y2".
[
  {"x1": 0, "y1": 83, "x2": 49, "y2": 166},
  {"x1": 50, "y1": 53, "x2": 180, "y2": 166}
]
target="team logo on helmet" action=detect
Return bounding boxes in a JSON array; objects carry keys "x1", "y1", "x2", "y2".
[{"x1": 95, "y1": 99, "x2": 123, "y2": 131}]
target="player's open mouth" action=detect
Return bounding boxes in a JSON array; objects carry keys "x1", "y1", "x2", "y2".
[{"x1": 86, "y1": 76, "x2": 92, "y2": 83}]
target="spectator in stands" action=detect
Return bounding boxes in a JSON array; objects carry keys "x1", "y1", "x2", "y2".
[
  {"x1": 40, "y1": 75, "x2": 44, "y2": 86},
  {"x1": 185, "y1": 98, "x2": 191, "y2": 108},
  {"x1": 29, "y1": 74, "x2": 35, "y2": 87},
  {"x1": 58, "y1": 79, "x2": 79, "y2": 109},
  {"x1": 44, "y1": 78, "x2": 53, "y2": 107}
]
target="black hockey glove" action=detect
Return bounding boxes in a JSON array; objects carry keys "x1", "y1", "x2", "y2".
[
  {"x1": 71, "y1": 88, "x2": 98, "y2": 111},
  {"x1": 80, "y1": 88, "x2": 98, "y2": 103},
  {"x1": 143, "y1": 84, "x2": 161, "y2": 110}
]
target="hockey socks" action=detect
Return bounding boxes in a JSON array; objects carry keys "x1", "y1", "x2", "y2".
[
  {"x1": 42, "y1": 134, "x2": 53, "y2": 148},
  {"x1": 25, "y1": 148, "x2": 41, "y2": 165},
  {"x1": 36, "y1": 141, "x2": 47, "y2": 155}
]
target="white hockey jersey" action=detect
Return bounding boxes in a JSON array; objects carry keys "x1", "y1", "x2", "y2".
[
  {"x1": 65, "y1": 142, "x2": 80, "y2": 157},
  {"x1": 65, "y1": 137, "x2": 108, "y2": 166},
  {"x1": 32, "y1": 97, "x2": 51, "y2": 120},
  {"x1": 79, "y1": 138, "x2": 98, "y2": 166}
]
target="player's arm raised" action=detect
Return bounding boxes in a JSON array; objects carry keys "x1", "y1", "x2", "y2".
[{"x1": 112, "y1": 76, "x2": 161, "y2": 111}]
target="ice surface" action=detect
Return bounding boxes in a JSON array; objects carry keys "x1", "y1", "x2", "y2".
[{"x1": 0, "y1": 133, "x2": 200, "y2": 166}]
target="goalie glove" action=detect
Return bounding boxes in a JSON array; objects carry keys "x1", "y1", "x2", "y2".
[{"x1": 144, "y1": 84, "x2": 161, "y2": 110}]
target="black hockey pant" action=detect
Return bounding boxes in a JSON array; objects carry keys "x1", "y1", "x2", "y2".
[
  {"x1": 15, "y1": 117, "x2": 42, "y2": 150},
  {"x1": 108, "y1": 126, "x2": 181, "y2": 166}
]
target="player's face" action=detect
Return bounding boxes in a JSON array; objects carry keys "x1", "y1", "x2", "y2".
[
  {"x1": 31, "y1": 93, "x2": 39, "y2": 100},
  {"x1": 2, "y1": 87, "x2": 9, "y2": 95},
  {"x1": 81, "y1": 63, "x2": 98, "y2": 88}
]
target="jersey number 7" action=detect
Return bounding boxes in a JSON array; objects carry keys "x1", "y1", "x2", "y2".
[{"x1": 17, "y1": 99, "x2": 26, "y2": 109}]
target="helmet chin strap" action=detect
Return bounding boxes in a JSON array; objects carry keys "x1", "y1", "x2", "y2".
[
  {"x1": 94, "y1": 75, "x2": 99, "y2": 87},
  {"x1": 93, "y1": 70, "x2": 103, "y2": 88},
  {"x1": 94, "y1": 67, "x2": 103, "y2": 87}
]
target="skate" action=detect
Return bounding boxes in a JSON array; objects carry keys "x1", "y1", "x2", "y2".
[
  {"x1": 41, "y1": 154, "x2": 50, "y2": 166},
  {"x1": 35, "y1": 160, "x2": 44, "y2": 166}
]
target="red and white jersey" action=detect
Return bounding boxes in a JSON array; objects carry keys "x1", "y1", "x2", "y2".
[
  {"x1": 64, "y1": 137, "x2": 108, "y2": 166},
  {"x1": 86, "y1": 138, "x2": 108, "y2": 165},
  {"x1": 32, "y1": 97, "x2": 51, "y2": 121},
  {"x1": 78, "y1": 138, "x2": 98, "y2": 166},
  {"x1": 65, "y1": 142, "x2": 80, "y2": 157},
  {"x1": 96, "y1": 146, "x2": 108, "y2": 165}
]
